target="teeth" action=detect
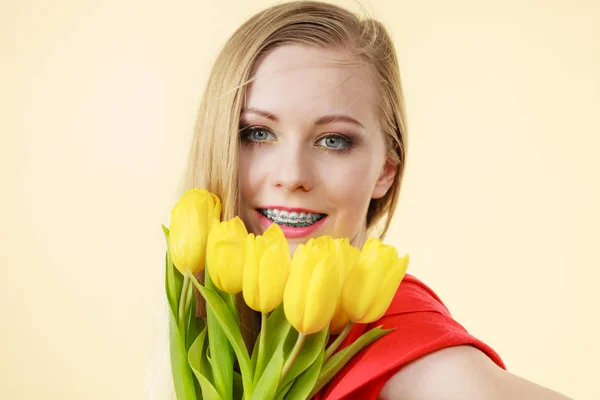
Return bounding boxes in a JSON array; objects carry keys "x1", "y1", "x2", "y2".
[{"x1": 261, "y1": 208, "x2": 324, "y2": 226}]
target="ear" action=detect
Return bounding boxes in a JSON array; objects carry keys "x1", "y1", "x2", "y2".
[{"x1": 372, "y1": 159, "x2": 397, "y2": 199}]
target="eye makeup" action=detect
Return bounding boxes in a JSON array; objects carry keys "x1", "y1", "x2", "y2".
[
  {"x1": 238, "y1": 121, "x2": 359, "y2": 155},
  {"x1": 239, "y1": 124, "x2": 276, "y2": 147},
  {"x1": 315, "y1": 133, "x2": 355, "y2": 154}
]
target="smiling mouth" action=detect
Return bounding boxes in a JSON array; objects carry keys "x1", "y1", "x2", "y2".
[{"x1": 257, "y1": 208, "x2": 327, "y2": 227}]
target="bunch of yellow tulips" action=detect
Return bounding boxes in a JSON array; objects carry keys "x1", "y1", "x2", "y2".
[{"x1": 164, "y1": 189, "x2": 409, "y2": 400}]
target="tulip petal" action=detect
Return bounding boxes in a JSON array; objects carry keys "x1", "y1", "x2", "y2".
[
  {"x1": 302, "y1": 254, "x2": 338, "y2": 334},
  {"x1": 357, "y1": 267, "x2": 401, "y2": 323},
  {"x1": 170, "y1": 203, "x2": 206, "y2": 274},
  {"x1": 169, "y1": 189, "x2": 222, "y2": 274},
  {"x1": 207, "y1": 218, "x2": 247, "y2": 294},
  {"x1": 329, "y1": 306, "x2": 350, "y2": 335},
  {"x1": 358, "y1": 253, "x2": 408, "y2": 323},
  {"x1": 243, "y1": 234, "x2": 261, "y2": 311},
  {"x1": 341, "y1": 247, "x2": 382, "y2": 321},
  {"x1": 219, "y1": 218, "x2": 247, "y2": 294},
  {"x1": 284, "y1": 244, "x2": 309, "y2": 332},
  {"x1": 206, "y1": 223, "x2": 222, "y2": 290},
  {"x1": 218, "y1": 242, "x2": 244, "y2": 294},
  {"x1": 341, "y1": 262, "x2": 371, "y2": 321},
  {"x1": 329, "y1": 239, "x2": 358, "y2": 334},
  {"x1": 258, "y1": 241, "x2": 289, "y2": 312},
  {"x1": 361, "y1": 237, "x2": 381, "y2": 253},
  {"x1": 263, "y1": 223, "x2": 284, "y2": 242}
]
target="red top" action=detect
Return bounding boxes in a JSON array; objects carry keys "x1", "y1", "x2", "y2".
[{"x1": 315, "y1": 273, "x2": 506, "y2": 400}]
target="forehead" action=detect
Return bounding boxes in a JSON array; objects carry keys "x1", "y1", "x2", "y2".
[{"x1": 245, "y1": 45, "x2": 379, "y2": 127}]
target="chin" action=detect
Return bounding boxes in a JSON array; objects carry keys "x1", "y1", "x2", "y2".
[
  {"x1": 287, "y1": 242, "x2": 300, "y2": 256},
  {"x1": 285, "y1": 236, "x2": 310, "y2": 254}
]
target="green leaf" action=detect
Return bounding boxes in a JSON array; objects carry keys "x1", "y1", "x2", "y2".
[
  {"x1": 165, "y1": 250, "x2": 180, "y2": 318},
  {"x1": 279, "y1": 327, "x2": 329, "y2": 391},
  {"x1": 249, "y1": 340, "x2": 284, "y2": 400},
  {"x1": 188, "y1": 272, "x2": 254, "y2": 397},
  {"x1": 283, "y1": 327, "x2": 299, "y2": 359},
  {"x1": 233, "y1": 371, "x2": 243, "y2": 400},
  {"x1": 251, "y1": 306, "x2": 288, "y2": 373},
  {"x1": 193, "y1": 372, "x2": 222, "y2": 400},
  {"x1": 185, "y1": 282, "x2": 201, "y2": 350},
  {"x1": 253, "y1": 306, "x2": 292, "y2": 386},
  {"x1": 250, "y1": 329, "x2": 259, "y2": 374},
  {"x1": 205, "y1": 272, "x2": 234, "y2": 400},
  {"x1": 168, "y1": 304, "x2": 198, "y2": 400},
  {"x1": 222, "y1": 290, "x2": 240, "y2": 326},
  {"x1": 310, "y1": 325, "x2": 394, "y2": 397},
  {"x1": 273, "y1": 380, "x2": 294, "y2": 400},
  {"x1": 163, "y1": 226, "x2": 183, "y2": 320},
  {"x1": 266, "y1": 305, "x2": 293, "y2": 357},
  {"x1": 285, "y1": 348, "x2": 325, "y2": 400},
  {"x1": 194, "y1": 317, "x2": 207, "y2": 339},
  {"x1": 188, "y1": 327, "x2": 220, "y2": 399}
]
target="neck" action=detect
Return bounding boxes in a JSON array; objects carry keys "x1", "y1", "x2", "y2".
[{"x1": 350, "y1": 224, "x2": 368, "y2": 249}]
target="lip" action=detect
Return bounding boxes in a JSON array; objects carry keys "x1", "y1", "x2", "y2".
[
  {"x1": 256, "y1": 209, "x2": 327, "y2": 239},
  {"x1": 258, "y1": 205, "x2": 325, "y2": 214}
]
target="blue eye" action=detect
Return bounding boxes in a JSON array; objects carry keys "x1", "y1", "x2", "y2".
[
  {"x1": 316, "y1": 134, "x2": 353, "y2": 151},
  {"x1": 240, "y1": 126, "x2": 276, "y2": 143}
]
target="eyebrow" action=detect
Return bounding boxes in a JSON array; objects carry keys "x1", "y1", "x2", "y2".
[{"x1": 242, "y1": 107, "x2": 365, "y2": 129}]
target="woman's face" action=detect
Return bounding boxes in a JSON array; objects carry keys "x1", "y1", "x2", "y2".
[{"x1": 238, "y1": 45, "x2": 396, "y2": 254}]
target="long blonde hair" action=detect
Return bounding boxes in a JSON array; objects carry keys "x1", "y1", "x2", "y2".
[{"x1": 183, "y1": 0, "x2": 407, "y2": 372}]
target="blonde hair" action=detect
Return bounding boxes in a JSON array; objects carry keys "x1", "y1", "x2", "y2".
[{"x1": 180, "y1": 0, "x2": 408, "y2": 374}]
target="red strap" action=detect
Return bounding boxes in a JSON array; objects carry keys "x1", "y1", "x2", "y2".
[{"x1": 314, "y1": 275, "x2": 505, "y2": 400}]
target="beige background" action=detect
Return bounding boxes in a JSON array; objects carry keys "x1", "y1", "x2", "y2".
[{"x1": 2, "y1": 0, "x2": 598, "y2": 398}]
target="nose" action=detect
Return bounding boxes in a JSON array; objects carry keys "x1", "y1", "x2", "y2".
[{"x1": 270, "y1": 142, "x2": 314, "y2": 193}]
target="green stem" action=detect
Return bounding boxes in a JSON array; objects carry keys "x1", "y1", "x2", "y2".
[
  {"x1": 186, "y1": 270, "x2": 254, "y2": 398},
  {"x1": 279, "y1": 333, "x2": 307, "y2": 385},
  {"x1": 226, "y1": 292, "x2": 240, "y2": 325},
  {"x1": 254, "y1": 312, "x2": 269, "y2": 383},
  {"x1": 324, "y1": 322, "x2": 354, "y2": 361},
  {"x1": 178, "y1": 273, "x2": 190, "y2": 334}
]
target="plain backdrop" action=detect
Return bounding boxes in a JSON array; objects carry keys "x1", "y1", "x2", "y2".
[{"x1": 1, "y1": 0, "x2": 599, "y2": 399}]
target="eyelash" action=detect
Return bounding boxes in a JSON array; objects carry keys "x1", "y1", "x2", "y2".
[{"x1": 239, "y1": 124, "x2": 355, "y2": 155}]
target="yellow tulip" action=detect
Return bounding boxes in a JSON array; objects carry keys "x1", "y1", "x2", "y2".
[
  {"x1": 168, "y1": 188, "x2": 222, "y2": 274},
  {"x1": 206, "y1": 217, "x2": 248, "y2": 294},
  {"x1": 243, "y1": 224, "x2": 291, "y2": 313},
  {"x1": 328, "y1": 238, "x2": 360, "y2": 334},
  {"x1": 341, "y1": 238, "x2": 409, "y2": 324},
  {"x1": 284, "y1": 236, "x2": 340, "y2": 335}
]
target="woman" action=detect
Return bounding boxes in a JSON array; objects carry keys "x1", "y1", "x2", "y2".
[{"x1": 180, "y1": 1, "x2": 570, "y2": 398}]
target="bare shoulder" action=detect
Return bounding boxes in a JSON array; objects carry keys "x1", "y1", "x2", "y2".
[{"x1": 378, "y1": 345, "x2": 572, "y2": 400}]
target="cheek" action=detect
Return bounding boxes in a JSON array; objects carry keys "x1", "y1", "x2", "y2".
[
  {"x1": 238, "y1": 149, "x2": 264, "y2": 199},
  {"x1": 238, "y1": 153, "x2": 251, "y2": 194},
  {"x1": 323, "y1": 157, "x2": 379, "y2": 213}
]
